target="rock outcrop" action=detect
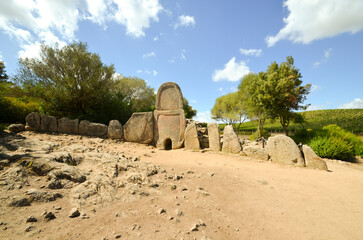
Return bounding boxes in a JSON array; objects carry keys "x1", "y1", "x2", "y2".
[
  {"x1": 25, "y1": 112, "x2": 41, "y2": 131},
  {"x1": 242, "y1": 146, "x2": 269, "y2": 161},
  {"x1": 8, "y1": 124, "x2": 25, "y2": 133},
  {"x1": 222, "y1": 125, "x2": 242, "y2": 154},
  {"x1": 79, "y1": 120, "x2": 107, "y2": 137},
  {"x1": 184, "y1": 122, "x2": 200, "y2": 151},
  {"x1": 107, "y1": 120, "x2": 123, "y2": 140},
  {"x1": 58, "y1": 117, "x2": 79, "y2": 135},
  {"x1": 207, "y1": 123, "x2": 220, "y2": 151},
  {"x1": 124, "y1": 112, "x2": 154, "y2": 144},
  {"x1": 41, "y1": 114, "x2": 57, "y2": 132},
  {"x1": 266, "y1": 135, "x2": 305, "y2": 167},
  {"x1": 302, "y1": 145, "x2": 328, "y2": 170}
]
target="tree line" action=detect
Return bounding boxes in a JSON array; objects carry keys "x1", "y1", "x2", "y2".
[
  {"x1": 212, "y1": 56, "x2": 311, "y2": 137},
  {"x1": 0, "y1": 42, "x2": 196, "y2": 125}
]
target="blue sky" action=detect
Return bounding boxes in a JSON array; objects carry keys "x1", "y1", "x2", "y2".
[{"x1": 1, "y1": 0, "x2": 362, "y2": 122}]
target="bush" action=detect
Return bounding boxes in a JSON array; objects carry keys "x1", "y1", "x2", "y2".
[
  {"x1": 0, "y1": 97, "x2": 39, "y2": 124},
  {"x1": 249, "y1": 130, "x2": 271, "y2": 141},
  {"x1": 309, "y1": 135, "x2": 354, "y2": 160},
  {"x1": 0, "y1": 123, "x2": 7, "y2": 132}
]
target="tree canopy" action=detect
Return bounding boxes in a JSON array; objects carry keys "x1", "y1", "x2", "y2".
[
  {"x1": 0, "y1": 61, "x2": 9, "y2": 82},
  {"x1": 183, "y1": 97, "x2": 197, "y2": 119}
]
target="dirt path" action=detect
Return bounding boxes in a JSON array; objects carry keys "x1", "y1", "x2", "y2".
[{"x1": 1, "y1": 132, "x2": 363, "y2": 240}]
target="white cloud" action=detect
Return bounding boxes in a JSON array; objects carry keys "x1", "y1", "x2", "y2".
[
  {"x1": 18, "y1": 41, "x2": 42, "y2": 59},
  {"x1": 152, "y1": 70, "x2": 157, "y2": 76},
  {"x1": 324, "y1": 48, "x2": 332, "y2": 58},
  {"x1": 174, "y1": 15, "x2": 195, "y2": 29},
  {"x1": 266, "y1": 0, "x2": 363, "y2": 46},
  {"x1": 0, "y1": 51, "x2": 3, "y2": 62},
  {"x1": 142, "y1": 51, "x2": 156, "y2": 59},
  {"x1": 153, "y1": 36, "x2": 159, "y2": 41},
  {"x1": 338, "y1": 98, "x2": 363, "y2": 109},
  {"x1": 306, "y1": 104, "x2": 325, "y2": 111},
  {"x1": 190, "y1": 99, "x2": 197, "y2": 104},
  {"x1": 239, "y1": 48, "x2": 262, "y2": 57},
  {"x1": 311, "y1": 84, "x2": 320, "y2": 92},
  {"x1": 217, "y1": 87, "x2": 223, "y2": 92},
  {"x1": 0, "y1": 0, "x2": 164, "y2": 59},
  {"x1": 212, "y1": 57, "x2": 250, "y2": 82},
  {"x1": 313, "y1": 62, "x2": 321, "y2": 68},
  {"x1": 180, "y1": 51, "x2": 186, "y2": 60},
  {"x1": 194, "y1": 110, "x2": 215, "y2": 123},
  {"x1": 113, "y1": 0, "x2": 163, "y2": 37}
]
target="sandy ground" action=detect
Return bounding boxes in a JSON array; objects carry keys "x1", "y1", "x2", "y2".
[{"x1": 1, "y1": 131, "x2": 363, "y2": 240}]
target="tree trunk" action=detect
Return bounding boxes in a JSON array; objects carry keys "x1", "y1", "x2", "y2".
[
  {"x1": 283, "y1": 125, "x2": 288, "y2": 136},
  {"x1": 258, "y1": 118, "x2": 263, "y2": 138}
]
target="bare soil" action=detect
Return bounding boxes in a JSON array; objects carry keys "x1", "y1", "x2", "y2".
[{"x1": 1, "y1": 131, "x2": 363, "y2": 240}]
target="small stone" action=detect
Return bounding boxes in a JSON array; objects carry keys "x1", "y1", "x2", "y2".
[
  {"x1": 54, "y1": 206, "x2": 62, "y2": 210},
  {"x1": 69, "y1": 208, "x2": 81, "y2": 218},
  {"x1": 44, "y1": 212, "x2": 56, "y2": 221},
  {"x1": 190, "y1": 224, "x2": 199, "y2": 231},
  {"x1": 26, "y1": 216, "x2": 38, "y2": 222},
  {"x1": 114, "y1": 234, "x2": 121, "y2": 239},
  {"x1": 175, "y1": 209, "x2": 183, "y2": 217},
  {"x1": 157, "y1": 208, "x2": 166, "y2": 214},
  {"x1": 25, "y1": 225, "x2": 35, "y2": 232}
]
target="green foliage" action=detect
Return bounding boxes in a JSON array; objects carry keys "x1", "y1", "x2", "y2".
[
  {"x1": 292, "y1": 124, "x2": 362, "y2": 160},
  {"x1": 211, "y1": 91, "x2": 247, "y2": 125},
  {"x1": 0, "y1": 97, "x2": 39, "y2": 123},
  {"x1": 183, "y1": 97, "x2": 197, "y2": 119},
  {"x1": 0, "y1": 61, "x2": 9, "y2": 81},
  {"x1": 113, "y1": 75, "x2": 155, "y2": 113},
  {"x1": 0, "y1": 123, "x2": 7, "y2": 131},
  {"x1": 309, "y1": 135, "x2": 354, "y2": 161},
  {"x1": 249, "y1": 130, "x2": 271, "y2": 141},
  {"x1": 14, "y1": 42, "x2": 116, "y2": 123}
]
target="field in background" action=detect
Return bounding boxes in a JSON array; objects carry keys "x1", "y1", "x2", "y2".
[{"x1": 219, "y1": 109, "x2": 363, "y2": 135}]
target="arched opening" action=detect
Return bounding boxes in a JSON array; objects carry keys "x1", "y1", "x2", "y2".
[{"x1": 163, "y1": 138, "x2": 172, "y2": 150}]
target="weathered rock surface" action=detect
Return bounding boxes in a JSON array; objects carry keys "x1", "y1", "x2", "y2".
[
  {"x1": 107, "y1": 120, "x2": 123, "y2": 139},
  {"x1": 9, "y1": 196, "x2": 30, "y2": 207},
  {"x1": 242, "y1": 146, "x2": 269, "y2": 161},
  {"x1": 207, "y1": 123, "x2": 220, "y2": 151},
  {"x1": 25, "y1": 189, "x2": 62, "y2": 202},
  {"x1": 40, "y1": 114, "x2": 57, "y2": 132},
  {"x1": 266, "y1": 135, "x2": 305, "y2": 167},
  {"x1": 25, "y1": 112, "x2": 41, "y2": 131},
  {"x1": 222, "y1": 125, "x2": 241, "y2": 154},
  {"x1": 124, "y1": 112, "x2": 153, "y2": 144},
  {"x1": 184, "y1": 123, "x2": 200, "y2": 151},
  {"x1": 79, "y1": 120, "x2": 107, "y2": 137},
  {"x1": 8, "y1": 124, "x2": 25, "y2": 133},
  {"x1": 302, "y1": 145, "x2": 328, "y2": 170},
  {"x1": 58, "y1": 117, "x2": 79, "y2": 135}
]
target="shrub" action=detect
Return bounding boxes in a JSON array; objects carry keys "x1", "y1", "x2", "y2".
[
  {"x1": 0, "y1": 97, "x2": 39, "y2": 124},
  {"x1": 309, "y1": 135, "x2": 354, "y2": 160},
  {"x1": 249, "y1": 130, "x2": 271, "y2": 141}
]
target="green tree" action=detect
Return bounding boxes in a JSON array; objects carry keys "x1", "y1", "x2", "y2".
[
  {"x1": 263, "y1": 56, "x2": 311, "y2": 135},
  {"x1": 14, "y1": 42, "x2": 117, "y2": 123},
  {"x1": 183, "y1": 97, "x2": 197, "y2": 119},
  {"x1": 113, "y1": 75, "x2": 155, "y2": 113},
  {"x1": 211, "y1": 92, "x2": 247, "y2": 129},
  {"x1": 0, "y1": 61, "x2": 9, "y2": 82},
  {"x1": 238, "y1": 73, "x2": 267, "y2": 137}
]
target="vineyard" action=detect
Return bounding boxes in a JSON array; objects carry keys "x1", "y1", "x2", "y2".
[{"x1": 220, "y1": 109, "x2": 363, "y2": 134}]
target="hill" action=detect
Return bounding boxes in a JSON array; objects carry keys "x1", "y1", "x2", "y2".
[{"x1": 223, "y1": 109, "x2": 363, "y2": 134}]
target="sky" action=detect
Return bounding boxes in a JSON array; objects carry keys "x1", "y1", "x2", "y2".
[{"x1": 0, "y1": 0, "x2": 363, "y2": 123}]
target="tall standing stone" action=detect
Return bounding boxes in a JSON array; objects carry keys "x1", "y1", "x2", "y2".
[
  {"x1": 222, "y1": 125, "x2": 242, "y2": 153},
  {"x1": 265, "y1": 135, "x2": 305, "y2": 167},
  {"x1": 107, "y1": 120, "x2": 123, "y2": 140},
  {"x1": 58, "y1": 118, "x2": 79, "y2": 135},
  {"x1": 124, "y1": 112, "x2": 154, "y2": 144},
  {"x1": 207, "y1": 123, "x2": 220, "y2": 151},
  {"x1": 25, "y1": 112, "x2": 41, "y2": 131},
  {"x1": 154, "y1": 82, "x2": 186, "y2": 150},
  {"x1": 41, "y1": 114, "x2": 57, "y2": 133},
  {"x1": 184, "y1": 122, "x2": 200, "y2": 151}
]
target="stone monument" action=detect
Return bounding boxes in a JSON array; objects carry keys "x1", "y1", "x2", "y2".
[{"x1": 154, "y1": 82, "x2": 186, "y2": 149}]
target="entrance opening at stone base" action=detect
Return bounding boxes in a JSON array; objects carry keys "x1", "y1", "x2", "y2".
[{"x1": 163, "y1": 138, "x2": 172, "y2": 150}]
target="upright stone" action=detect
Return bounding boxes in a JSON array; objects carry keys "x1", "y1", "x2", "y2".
[
  {"x1": 302, "y1": 145, "x2": 328, "y2": 170},
  {"x1": 58, "y1": 117, "x2": 79, "y2": 135},
  {"x1": 124, "y1": 112, "x2": 153, "y2": 144},
  {"x1": 41, "y1": 114, "x2": 57, "y2": 132},
  {"x1": 154, "y1": 82, "x2": 186, "y2": 150},
  {"x1": 265, "y1": 135, "x2": 305, "y2": 167},
  {"x1": 25, "y1": 112, "x2": 41, "y2": 131},
  {"x1": 79, "y1": 120, "x2": 107, "y2": 137},
  {"x1": 184, "y1": 122, "x2": 200, "y2": 151},
  {"x1": 222, "y1": 125, "x2": 242, "y2": 153},
  {"x1": 107, "y1": 120, "x2": 123, "y2": 140},
  {"x1": 207, "y1": 123, "x2": 220, "y2": 151}
]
